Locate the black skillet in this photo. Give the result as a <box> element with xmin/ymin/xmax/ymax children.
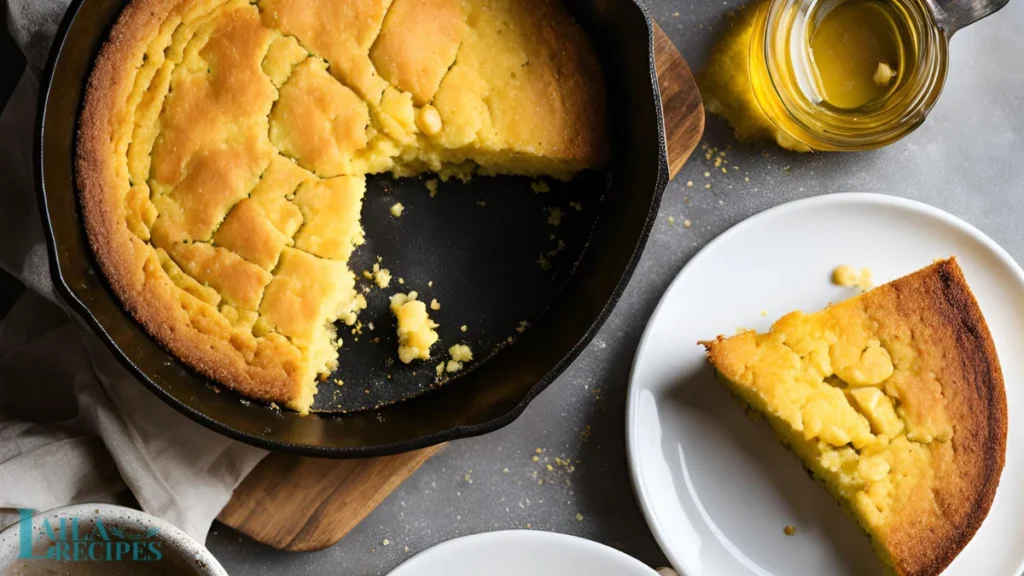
<box><xmin>36</xmin><ymin>0</ymin><xmax>669</xmax><ymax>457</ymax></box>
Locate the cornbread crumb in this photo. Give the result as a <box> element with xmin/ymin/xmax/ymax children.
<box><xmin>398</xmin><ymin>278</ymin><xmax>405</xmax><ymax>285</ymax></box>
<box><xmin>430</xmin><ymin>299</ymin><xmax>441</xmax><ymax>311</ymax></box>
<box><xmin>784</xmin><ymin>525</ymin><xmax>797</xmax><ymax>536</ymax></box>
<box><xmin>371</xmin><ymin>262</ymin><xmax>392</xmax><ymax>288</ymax></box>
<box><xmin>531</xmin><ymin>180</ymin><xmax>550</xmax><ymax>194</ymax></box>
<box><xmin>569</xmin><ymin>200</ymin><xmax>582</xmax><ymax>211</ymax></box>
<box><xmin>382</xmin><ymin>539</ymin><xmax>390</xmax><ymax>546</ymax></box>
<box><xmin>450</xmin><ymin>344</ymin><xmax>473</xmax><ymax>362</ymax></box>
<box><xmin>390</xmin><ymin>203</ymin><xmax>405</xmax><ymax>217</ymax></box>
<box><xmin>548</xmin><ymin>207</ymin><xmax>563</xmax><ymax>226</ymax></box>
<box><xmin>832</xmin><ymin>265</ymin><xmax>873</xmax><ymax>290</ymax></box>
<box><xmin>460</xmin><ymin>325</ymin><xmax>467</xmax><ymax>332</ymax></box>
<box><xmin>683</xmin><ymin>219</ymin><xmax>692</xmax><ymax>228</ymax></box>
<box><xmin>668</xmin><ymin>216</ymin><xmax>676</xmax><ymax>225</ymax></box>
<box><xmin>537</xmin><ymin>255</ymin><xmax>551</xmax><ymax>270</ymax></box>
<box><xmin>425</xmin><ymin>178</ymin><xmax>439</xmax><ymax>198</ymax></box>
<box><xmin>335</xmin><ymin>379</ymin><xmax>344</xmax><ymax>386</ymax></box>
<box><xmin>576</xmin><ymin>513</ymin><xmax>584</xmax><ymax>521</ymax></box>
<box><xmin>436</xmin><ymin>362</ymin><xmax>444</xmax><ymax>377</ymax></box>
<box><xmin>686</xmin><ymin>180</ymin><xmax>693</xmax><ymax>187</ymax></box>
<box><xmin>390</xmin><ymin>292</ymin><xmax>439</xmax><ymax>363</ymax></box>
<box><xmin>873</xmin><ymin>62</ymin><xmax>895</xmax><ymax>85</ymax></box>
<box><xmin>445</xmin><ymin>343</ymin><xmax>473</xmax><ymax>373</ymax></box>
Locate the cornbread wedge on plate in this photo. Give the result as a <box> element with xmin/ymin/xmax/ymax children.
<box><xmin>701</xmin><ymin>258</ymin><xmax>1007</xmax><ymax>576</ymax></box>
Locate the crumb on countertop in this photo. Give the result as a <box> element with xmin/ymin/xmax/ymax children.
<box><xmin>390</xmin><ymin>202</ymin><xmax>404</xmax><ymax>217</ymax></box>
<box><xmin>425</xmin><ymin>178</ymin><xmax>439</xmax><ymax>197</ymax></box>
<box><xmin>531</xmin><ymin>179</ymin><xmax>550</xmax><ymax>194</ymax></box>
<box><xmin>784</xmin><ymin>525</ymin><xmax>797</xmax><ymax>536</ymax></box>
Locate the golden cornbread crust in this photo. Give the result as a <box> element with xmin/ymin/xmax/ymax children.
<box><xmin>78</xmin><ymin>0</ymin><xmax>307</xmax><ymax>408</ymax></box>
<box><xmin>78</xmin><ymin>0</ymin><xmax>608</xmax><ymax>413</ymax></box>
<box><xmin>702</xmin><ymin>259</ymin><xmax>1006</xmax><ymax>576</ymax></box>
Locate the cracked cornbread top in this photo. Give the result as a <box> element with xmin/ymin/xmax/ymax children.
<box><xmin>702</xmin><ymin>259</ymin><xmax>1006</xmax><ymax>576</ymax></box>
<box><xmin>77</xmin><ymin>0</ymin><xmax>608</xmax><ymax>413</ymax></box>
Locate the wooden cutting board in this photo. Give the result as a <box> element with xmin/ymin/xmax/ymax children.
<box><xmin>216</xmin><ymin>21</ymin><xmax>704</xmax><ymax>552</ymax></box>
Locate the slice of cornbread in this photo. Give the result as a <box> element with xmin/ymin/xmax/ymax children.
<box><xmin>78</xmin><ymin>0</ymin><xmax>607</xmax><ymax>413</ymax></box>
<box><xmin>701</xmin><ymin>259</ymin><xmax>1006</xmax><ymax>576</ymax></box>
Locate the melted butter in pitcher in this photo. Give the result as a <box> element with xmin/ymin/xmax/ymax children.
<box><xmin>806</xmin><ymin>0</ymin><xmax>909</xmax><ymax>109</ymax></box>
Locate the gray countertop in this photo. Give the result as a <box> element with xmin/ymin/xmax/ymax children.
<box><xmin>206</xmin><ymin>0</ymin><xmax>1024</xmax><ymax>573</ymax></box>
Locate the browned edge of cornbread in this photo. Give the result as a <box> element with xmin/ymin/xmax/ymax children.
<box><xmin>77</xmin><ymin>0</ymin><xmax>306</xmax><ymax>408</ymax></box>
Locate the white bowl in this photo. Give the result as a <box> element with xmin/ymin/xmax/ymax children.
<box><xmin>0</xmin><ymin>504</ymin><xmax>227</xmax><ymax>575</ymax></box>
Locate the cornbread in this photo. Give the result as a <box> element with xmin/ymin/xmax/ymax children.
<box><xmin>78</xmin><ymin>0</ymin><xmax>607</xmax><ymax>412</ymax></box>
<box><xmin>390</xmin><ymin>292</ymin><xmax>440</xmax><ymax>364</ymax></box>
<box><xmin>701</xmin><ymin>259</ymin><xmax>1007</xmax><ymax>576</ymax></box>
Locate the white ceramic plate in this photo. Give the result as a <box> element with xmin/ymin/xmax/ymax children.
<box><xmin>387</xmin><ymin>530</ymin><xmax>659</xmax><ymax>576</ymax></box>
<box><xmin>626</xmin><ymin>193</ymin><xmax>1024</xmax><ymax>576</ymax></box>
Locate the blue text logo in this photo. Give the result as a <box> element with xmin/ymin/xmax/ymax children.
<box><xmin>17</xmin><ymin>509</ymin><xmax>163</xmax><ymax>562</ymax></box>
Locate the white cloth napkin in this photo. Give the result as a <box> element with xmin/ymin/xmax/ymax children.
<box><xmin>0</xmin><ymin>0</ymin><xmax>268</xmax><ymax>543</ymax></box>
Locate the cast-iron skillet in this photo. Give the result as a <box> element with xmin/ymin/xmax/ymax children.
<box><xmin>36</xmin><ymin>0</ymin><xmax>669</xmax><ymax>457</ymax></box>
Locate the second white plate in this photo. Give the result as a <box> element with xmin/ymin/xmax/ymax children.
<box><xmin>626</xmin><ymin>193</ymin><xmax>1024</xmax><ymax>576</ymax></box>
<box><xmin>387</xmin><ymin>530</ymin><xmax>658</xmax><ymax>576</ymax></box>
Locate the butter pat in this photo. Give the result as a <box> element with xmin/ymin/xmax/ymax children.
<box><xmin>873</xmin><ymin>62</ymin><xmax>895</xmax><ymax>85</ymax></box>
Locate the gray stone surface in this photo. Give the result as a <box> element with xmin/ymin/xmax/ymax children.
<box><xmin>205</xmin><ymin>0</ymin><xmax>1024</xmax><ymax>573</ymax></box>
